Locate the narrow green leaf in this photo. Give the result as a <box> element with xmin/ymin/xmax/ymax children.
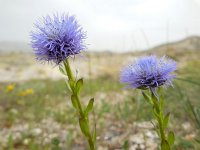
<box><xmin>7</xmin><ymin>135</ymin><xmax>13</xmax><ymax>150</ymax></box>
<box><xmin>59</xmin><ymin>65</ymin><xmax>66</xmax><ymax>75</ymax></box>
<box><xmin>151</xmin><ymin>121</ymin><xmax>160</xmax><ymax>137</ymax></box>
<box><xmin>142</xmin><ymin>92</ymin><xmax>153</xmax><ymax>105</ymax></box>
<box><xmin>93</xmin><ymin>124</ymin><xmax>97</xmax><ymax>145</ymax></box>
<box><xmin>161</xmin><ymin>140</ymin><xmax>170</xmax><ymax>150</ymax></box>
<box><xmin>71</xmin><ymin>95</ymin><xmax>78</xmax><ymax>110</ymax></box>
<box><xmin>75</xmin><ymin>78</ymin><xmax>83</xmax><ymax>94</ymax></box>
<box><xmin>69</xmin><ymin>79</ymin><xmax>75</xmax><ymax>91</ymax></box>
<box><xmin>84</xmin><ymin>98</ymin><xmax>94</xmax><ymax>115</ymax></box>
<box><xmin>153</xmin><ymin>107</ymin><xmax>159</xmax><ymax>119</ymax></box>
<box><xmin>151</xmin><ymin>93</ymin><xmax>160</xmax><ymax>114</ymax></box>
<box><xmin>79</xmin><ymin>118</ymin><xmax>89</xmax><ymax>137</ymax></box>
<box><xmin>163</xmin><ymin>113</ymin><xmax>170</xmax><ymax>129</ymax></box>
<box><xmin>167</xmin><ymin>131</ymin><xmax>175</xmax><ymax>146</ymax></box>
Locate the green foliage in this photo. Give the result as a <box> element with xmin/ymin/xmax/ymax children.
<box><xmin>7</xmin><ymin>135</ymin><xmax>14</xmax><ymax>150</ymax></box>
<box><xmin>71</xmin><ymin>94</ymin><xmax>79</xmax><ymax>110</ymax></box>
<box><xmin>79</xmin><ymin>117</ymin><xmax>90</xmax><ymax>137</ymax></box>
<box><xmin>167</xmin><ymin>131</ymin><xmax>175</xmax><ymax>146</ymax></box>
<box><xmin>63</xmin><ymin>59</ymin><xmax>96</xmax><ymax>150</ymax></box>
<box><xmin>59</xmin><ymin>65</ymin><xmax>67</xmax><ymax>76</ymax></box>
<box><xmin>142</xmin><ymin>92</ymin><xmax>153</xmax><ymax>105</ymax></box>
<box><xmin>163</xmin><ymin>113</ymin><xmax>170</xmax><ymax>129</ymax></box>
<box><xmin>142</xmin><ymin>90</ymin><xmax>175</xmax><ymax>150</ymax></box>
<box><xmin>84</xmin><ymin>98</ymin><xmax>94</xmax><ymax>116</ymax></box>
<box><xmin>75</xmin><ymin>78</ymin><xmax>83</xmax><ymax>94</ymax></box>
<box><xmin>161</xmin><ymin>140</ymin><xmax>170</xmax><ymax>150</ymax></box>
<box><xmin>122</xmin><ymin>140</ymin><xmax>129</xmax><ymax>150</ymax></box>
<box><xmin>51</xmin><ymin>138</ymin><xmax>62</xmax><ymax>150</ymax></box>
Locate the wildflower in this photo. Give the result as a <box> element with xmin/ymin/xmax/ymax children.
<box><xmin>19</xmin><ymin>89</ymin><xmax>34</xmax><ymax>96</ymax></box>
<box><xmin>30</xmin><ymin>13</ymin><xmax>96</xmax><ymax>150</ymax></box>
<box><xmin>120</xmin><ymin>55</ymin><xmax>176</xmax><ymax>90</ymax></box>
<box><xmin>6</xmin><ymin>84</ymin><xmax>15</xmax><ymax>92</ymax></box>
<box><xmin>31</xmin><ymin>13</ymin><xmax>86</xmax><ymax>64</ymax></box>
<box><xmin>120</xmin><ymin>55</ymin><xmax>177</xmax><ymax>149</ymax></box>
<box><xmin>25</xmin><ymin>88</ymin><xmax>34</xmax><ymax>95</ymax></box>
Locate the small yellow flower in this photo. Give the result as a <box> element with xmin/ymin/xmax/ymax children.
<box><xmin>25</xmin><ymin>89</ymin><xmax>34</xmax><ymax>95</ymax></box>
<box><xmin>19</xmin><ymin>88</ymin><xmax>34</xmax><ymax>97</ymax></box>
<box><xmin>6</xmin><ymin>84</ymin><xmax>15</xmax><ymax>92</ymax></box>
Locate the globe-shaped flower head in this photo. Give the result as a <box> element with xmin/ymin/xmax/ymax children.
<box><xmin>31</xmin><ymin>14</ymin><xmax>86</xmax><ymax>64</ymax></box>
<box><xmin>120</xmin><ymin>55</ymin><xmax>176</xmax><ymax>90</ymax></box>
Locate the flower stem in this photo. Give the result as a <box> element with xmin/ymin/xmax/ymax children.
<box><xmin>151</xmin><ymin>94</ymin><xmax>166</xmax><ymax>141</ymax></box>
<box><xmin>63</xmin><ymin>59</ymin><xmax>96</xmax><ymax>150</ymax></box>
<box><xmin>142</xmin><ymin>90</ymin><xmax>174</xmax><ymax>150</ymax></box>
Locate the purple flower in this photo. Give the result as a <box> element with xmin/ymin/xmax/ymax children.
<box><xmin>120</xmin><ymin>55</ymin><xmax>176</xmax><ymax>90</ymax></box>
<box><xmin>31</xmin><ymin>13</ymin><xmax>86</xmax><ymax>64</ymax></box>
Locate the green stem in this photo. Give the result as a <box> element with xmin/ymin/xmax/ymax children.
<box><xmin>63</xmin><ymin>59</ymin><xmax>96</xmax><ymax>150</ymax></box>
<box><xmin>64</xmin><ymin>59</ymin><xmax>74</xmax><ymax>82</ymax></box>
<box><xmin>88</xmin><ymin>135</ymin><xmax>95</xmax><ymax>150</ymax></box>
<box><xmin>158</xmin><ymin>111</ymin><xmax>165</xmax><ymax>141</ymax></box>
<box><xmin>143</xmin><ymin>90</ymin><xmax>174</xmax><ymax>149</ymax></box>
<box><xmin>75</xmin><ymin>94</ymin><xmax>84</xmax><ymax>116</ymax></box>
<box><xmin>151</xmin><ymin>92</ymin><xmax>169</xmax><ymax>150</ymax></box>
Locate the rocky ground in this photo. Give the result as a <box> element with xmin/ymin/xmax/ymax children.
<box><xmin>0</xmin><ymin>118</ymin><xmax>160</xmax><ymax>149</ymax></box>
<box><xmin>0</xmin><ymin>116</ymin><xmax>195</xmax><ymax>150</ymax></box>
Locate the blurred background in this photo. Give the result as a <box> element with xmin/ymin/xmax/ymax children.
<box><xmin>0</xmin><ymin>0</ymin><xmax>200</xmax><ymax>149</ymax></box>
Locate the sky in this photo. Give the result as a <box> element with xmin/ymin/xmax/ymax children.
<box><xmin>1</xmin><ymin>0</ymin><xmax>200</xmax><ymax>51</ymax></box>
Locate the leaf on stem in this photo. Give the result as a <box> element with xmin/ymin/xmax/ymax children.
<box><xmin>151</xmin><ymin>93</ymin><xmax>160</xmax><ymax>114</ymax></box>
<box><xmin>84</xmin><ymin>98</ymin><xmax>94</xmax><ymax>116</ymax></box>
<box><xmin>161</xmin><ymin>140</ymin><xmax>170</xmax><ymax>150</ymax></box>
<box><xmin>75</xmin><ymin>78</ymin><xmax>83</xmax><ymax>94</ymax></box>
<box><xmin>69</xmin><ymin>79</ymin><xmax>75</xmax><ymax>91</ymax></box>
<box><xmin>59</xmin><ymin>65</ymin><xmax>67</xmax><ymax>75</ymax></box>
<box><xmin>79</xmin><ymin>118</ymin><xmax>90</xmax><ymax>137</ymax></box>
<box><xmin>151</xmin><ymin>120</ymin><xmax>161</xmax><ymax>138</ymax></box>
<box><xmin>142</xmin><ymin>92</ymin><xmax>153</xmax><ymax>105</ymax></box>
<box><xmin>153</xmin><ymin>107</ymin><xmax>160</xmax><ymax>119</ymax></box>
<box><xmin>167</xmin><ymin>131</ymin><xmax>175</xmax><ymax>146</ymax></box>
<box><xmin>71</xmin><ymin>95</ymin><xmax>79</xmax><ymax>110</ymax></box>
<box><xmin>163</xmin><ymin>113</ymin><xmax>170</xmax><ymax>129</ymax></box>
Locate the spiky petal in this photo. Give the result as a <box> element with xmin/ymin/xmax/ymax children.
<box><xmin>120</xmin><ymin>55</ymin><xmax>176</xmax><ymax>90</ymax></box>
<box><xmin>31</xmin><ymin>13</ymin><xmax>86</xmax><ymax>64</ymax></box>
